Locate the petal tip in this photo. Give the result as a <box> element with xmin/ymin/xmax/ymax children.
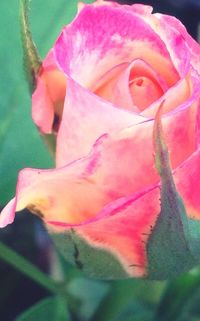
<box><xmin>0</xmin><ymin>198</ymin><xmax>16</xmax><ymax>228</ymax></box>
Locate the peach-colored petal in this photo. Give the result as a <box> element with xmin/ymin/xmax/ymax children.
<box><xmin>93</xmin><ymin>62</ymin><xmax>138</xmax><ymax>111</ymax></box>
<box><xmin>48</xmin><ymin>186</ymin><xmax>160</xmax><ymax>278</ymax></box>
<box><xmin>32</xmin><ymin>50</ymin><xmax>67</xmax><ymax>133</ymax></box>
<box><xmin>141</xmin><ymin>71</ymin><xmax>200</xmax><ymax>119</ymax></box>
<box><xmin>130</xmin><ymin>76</ymin><xmax>163</xmax><ymax>112</ymax></box>
<box><xmin>95</xmin><ymin>59</ymin><xmax>167</xmax><ymax>112</ymax></box>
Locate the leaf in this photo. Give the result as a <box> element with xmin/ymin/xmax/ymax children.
<box><xmin>67</xmin><ymin>277</ymin><xmax>110</xmax><ymax>320</ymax></box>
<box><xmin>15</xmin><ymin>296</ymin><xmax>70</xmax><ymax>321</ymax></box>
<box><xmin>155</xmin><ymin>268</ymin><xmax>200</xmax><ymax>321</ymax></box>
<box><xmin>90</xmin><ymin>279</ymin><xmax>165</xmax><ymax>321</ymax></box>
<box><xmin>147</xmin><ymin>104</ymin><xmax>197</xmax><ymax>279</ymax></box>
<box><xmin>116</xmin><ymin>301</ymin><xmax>154</xmax><ymax>321</ymax></box>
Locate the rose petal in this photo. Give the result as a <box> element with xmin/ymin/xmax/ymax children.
<box><xmin>56</xmin><ymin>78</ymin><xmax>144</xmax><ymax>166</ymax></box>
<box><xmin>95</xmin><ymin>59</ymin><xmax>167</xmax><ymax>112</ymax></box>
<box><xmin>32</xmin><ymin>50</ymin><xmax>67</xmax><ymax>133</ymax></box>
<box><xmin>141</xmin><ymin>75</ymin><xmax>191</xmax><ymax>117</ymax></box>
<box><xmin>48</xmin><ymin>186</ymin><xmax>160</xmax><ymax>278</ymax></box>
<box><xmin>54</xmin><ymin>4</ymin><xmax>178</xmax><ymax>88</ymax></box>
<box><xmin>175</xmin><ymin>149</ymin><xmax>200</xmax><ymax>220</ymax></box>
<box><xmin>139</xmin><ymin>11</ymin><xmax>192</xmax><ymax>77</ymax></box>
<box><xmin>155</xmin><ymin>14</ymin><xmax>200</xmax><ymax>74</ymax></box>
<box><xmin>0</xmin><ymin>198</ymin><xmax>16</xmax><ymax>228</ymax></box>
<box><xmin>56</xmin><ymin>74</ymin><xmax>197</xmax><ymax>169</ymax></box>
<box><xmin>141</xmin><ymin>71</ymin><xmax>200</xmax><ymax>118</ymax></box>
<box><xmin>1</xmin><ymin>99</ymin><xmax>197</xmax><ymax>228</ymax></box>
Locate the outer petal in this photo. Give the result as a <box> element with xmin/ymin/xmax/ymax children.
<box><xmin>32</xmin><ymin>50</ymin><xmax>67</xmax><ymax>133</ymax></box>
<box><xmin>50</xmin><ymin>146</ymin><xmax>200</xmax><ymax>278</ymax></box>
<box><xmin>174</xmin><ymin>149</ymin><xmax>200</xmax><ymax>220</ymax></box>
<box><xmin>154</xmin><ymin>14</ymin><xmax>200</xmax><ymax>74</ymax></box>
<box><xmin>49</xmin><ymin>187</ymin><xmax>160</xmax><ymax>278</ymax></box>
<box><xmin>1</xmin><ymin>136</ymin><xmax>200</xmax><ymax>277</ymax></box>
<box><xmin>1</xmin><ymin>100</ymin><xmax>197</xmax><ymax>226</ymax></box>
<box><xmin>54</xmin><ymin>4</ymin><xmax>178</xmax><ymax>88</ymax></box>
<box><xmin>0</xmin><ymin>198</ymin><xmax>16</xmax><ymax>228</ymax></box>
<box><xmin>147</xmin><ymin>14</ymin><xmax>191</xmax><ymax>77</ymax></box>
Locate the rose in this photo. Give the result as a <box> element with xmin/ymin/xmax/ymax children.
<box><xmin>1</xmin><ymin>0</ymin><xmax>200</xmax><ymax>279</ymax></box>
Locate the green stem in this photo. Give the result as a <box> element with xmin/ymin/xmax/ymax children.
<box><xmin>0</xmin><ymin>241</ymin><xmax>60</xmax><ymax>294</ymax></box>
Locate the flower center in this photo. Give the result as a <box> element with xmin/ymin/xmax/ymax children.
<box><xmin>129</xmin><ymin>75</ymin><xmax>164</xmax><ymax>111</ymax></box>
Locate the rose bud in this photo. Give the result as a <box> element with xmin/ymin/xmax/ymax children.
<box><xmin>1</xmin><ymin>0</ymin><xmax>200</xmax><ymax>279</ymax></box>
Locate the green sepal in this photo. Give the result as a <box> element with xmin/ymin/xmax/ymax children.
<box><xmin>51</xmin><ymin>229</ymin><xmax>129</xmax><ymax>280</ymax></box>
<box><xmin>20</xmin><ymin>0</ymin><xmax>41</xmax><ymax>93</ymax></box>
<box><xmin>147</xmin><ymin>104</ymin><xmax>198</xmax><ymax>279</ymax></box>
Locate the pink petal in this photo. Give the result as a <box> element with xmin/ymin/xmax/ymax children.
<box><xmin>54</xmin><ymin>4</ymin><xmax>178</xmax><ymax>89</ymax></box>
<box><xmin>126</xmin><ymin>3</ymin><xmax>153</xmax><ymax>16</ymax></box>
<box><xmin>56</xmin><ymin>78</ymin><xmax>144</xmax><ymax>166</ymax></box>
<box><xmin>175</xmin><ymin>149</ymin><xmax>200</xmax><ymax>220</ymax></box>
<box><xmin>0</xmin><ymin>198</ymin><xmax>16</xmax><ymax>228</ymax></box>
<box><xmin>151</xmin><ymin>14</ymin><xmax>191</xmax><ymax>77</ymax></box>
<box><xmin>56</xmin><ymin>74</ymin><xmax>197</xmax><ymax>171</ymax></box>
<box><xmin>1</xmin><ymin>101</ymin><xmax>197</xmax><ymax>226</ymax></box>
<box><xmin>155</xmin><ymin>14</ymin><xmax>200</xmax><ymax>74</ymax></box>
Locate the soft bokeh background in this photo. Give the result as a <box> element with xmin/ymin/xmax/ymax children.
<box><xmin>0</xmin><ymin>1</ymin><xmax>200</xmax><ymax>320</ymax></box>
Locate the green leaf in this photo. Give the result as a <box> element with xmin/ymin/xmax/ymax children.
<box><xmin>147</xmin><ymin>105</ymin><xmax>197</xmax><ymax>279</ymax></box>
<box><xmin>116</xmin><ymin>301</ymin><xmax>154</xmax><ymax>321</ymax></box>
<box><xmin>91</xmin><ymin>279</ymin><xmax>165</xmax><ymax>321</ymax></box>
<box><xmin>15</xmin><ymin>296</ymin><xmax>70</xmax><ymax>321</ymax></box>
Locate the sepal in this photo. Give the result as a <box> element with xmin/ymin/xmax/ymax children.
<box><xmin>147</xmin><ymin>103</ymin><xmax>198</xmax><ymax>279</ymax></box>
<box><xmin>20</xmin><ymin>0</ymin><xmax>41</xmax><ymax>93</ymax></box>
<box><xmin>51</xmin><ymin>229</ymin><xmax>129</xmax><ymax>280</ymax></box>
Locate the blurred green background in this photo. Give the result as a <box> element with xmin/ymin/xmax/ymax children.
<box><xmin>0</xmin><ymin>0</ymin><xmax>200</xmax><ymax>320</ymax></box>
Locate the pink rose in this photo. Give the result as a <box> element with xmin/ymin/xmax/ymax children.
<box><xmin>1</xmin><ymin>0</ymin><xmax>200</xmax><ymax>279</ymax></box>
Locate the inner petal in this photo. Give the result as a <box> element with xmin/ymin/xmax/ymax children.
<box><xmin>129</xmin><ymin>76</ymin><xmax>163</xmax><ymax>111</ymax></box>
<box><xmin>94</xmin><ymin>59</ymin><xmax>167</xmax><ymax>112</ymax></box>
